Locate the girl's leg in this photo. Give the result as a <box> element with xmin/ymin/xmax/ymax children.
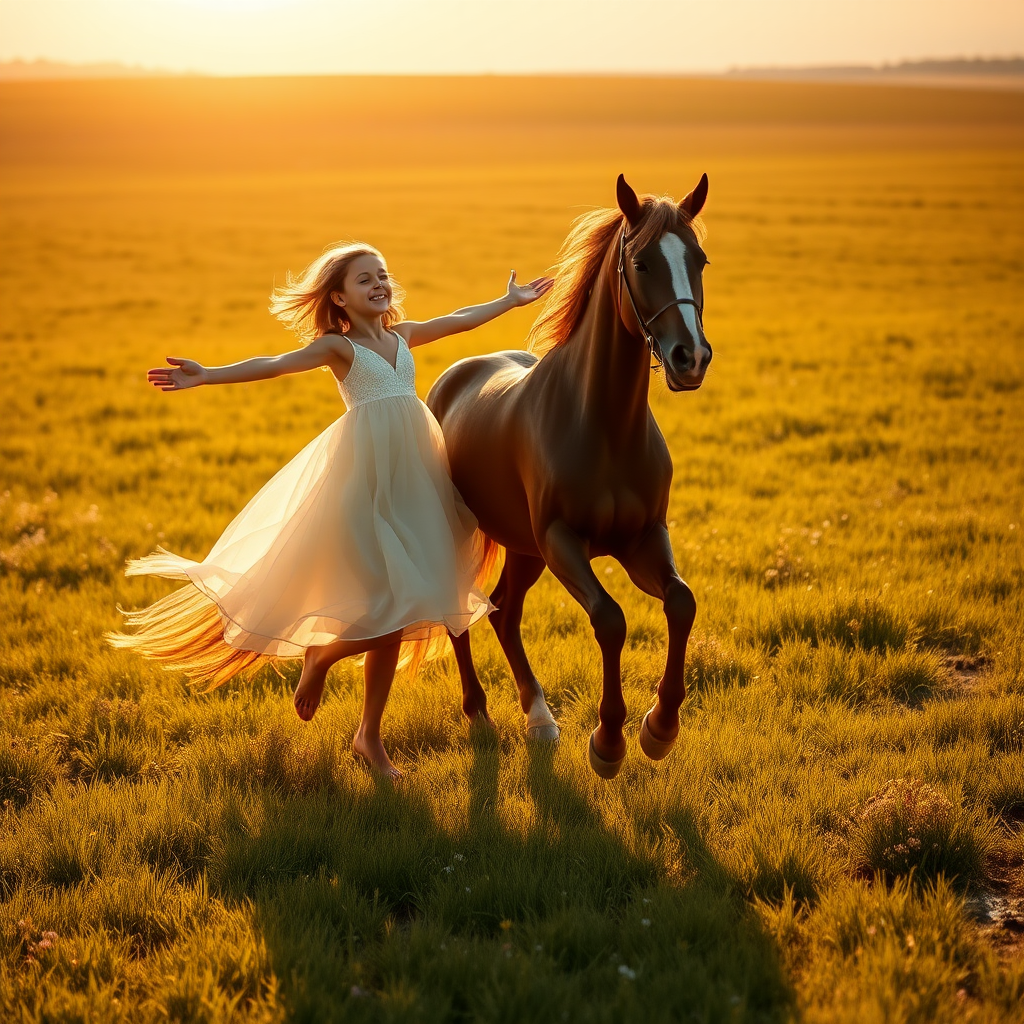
<box><xmin>293</xmin><ymin>629</ymin><xmax>402</xmax><ymax>720</ymax></box>
<box><xmin>353</xmin><ymin>641</ymin><xmax>403</xmax><ymax>778</ymax></box>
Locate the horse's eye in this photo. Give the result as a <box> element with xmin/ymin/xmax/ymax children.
<box><xmin>632</xmin><ymin>261</ymin><xmax>648</xmax><ymax>273</ymax></box>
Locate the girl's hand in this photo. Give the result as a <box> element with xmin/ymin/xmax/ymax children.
<box><xmin>147</xmin><ymin>357</ymin><xmax>208</xmax><ymax>391</ymax></box>
<box><xmin>506</xmin><ymin>270</ymin><xmax>554</xmax><ymax>307</ymax></box>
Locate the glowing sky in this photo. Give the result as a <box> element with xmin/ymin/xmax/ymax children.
<box><xmin>0</xmin><ymin>0</ymin><xmax>1021</xmax><ymax>75</ymax></box>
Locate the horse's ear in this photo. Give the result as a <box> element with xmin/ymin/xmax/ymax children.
<box><xmin>680</xmin><ymin>173</ymin><xmax>709</xmax><ymax>218</ymax></box>
<box><xmin>616</xmin><ymin>174</ymin><xmax>642</xmax><ymax>227</ymax></box>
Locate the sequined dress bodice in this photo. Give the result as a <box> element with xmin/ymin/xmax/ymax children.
<box><xmin>337</xmin><ymin>332</ymin><xmax>418</xmax><ymax>409</ymax></box>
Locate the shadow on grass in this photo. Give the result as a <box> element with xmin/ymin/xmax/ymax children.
<box><xmin>209</xmin><ymin>737</ymin><xmax>793</xmax><ymax>1023</ymax></box>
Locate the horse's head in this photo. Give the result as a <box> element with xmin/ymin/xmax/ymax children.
<box><xmin>615</xmin><ymin>174</ymin><xmax>712</xmax><ymax>392</ymax></box>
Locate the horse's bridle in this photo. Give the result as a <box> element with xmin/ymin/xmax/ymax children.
<box><xmin>617</xmin><ymin>228</ymin><xmax>705</xmax><ymax>366</ymax></box>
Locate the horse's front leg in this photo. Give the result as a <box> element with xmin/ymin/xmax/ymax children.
<box><xmin>540</xmin><ymin>520</ymin><xmax>628</xmax><ymax>779</ymax></box>
<box><xmin>619</xmin><ymin>523</ymin><xmax>696</xmax><ymax>761</ymax></box>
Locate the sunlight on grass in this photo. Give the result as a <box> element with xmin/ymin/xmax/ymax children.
<box><xmin>0</xmin><ymin>74</ymin><xmax>1022</xmax><ymax>1022</ymax></box>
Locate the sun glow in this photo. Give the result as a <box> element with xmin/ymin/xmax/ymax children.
<box><xmin>1</xmin><ymin>1</ymin><xmax>1021</xmax><ymax>77</ymax></box>
<box><xmin>176</xmin><ymin>0</ymin><xmax>295</xmax><ymax>10</ymax></box>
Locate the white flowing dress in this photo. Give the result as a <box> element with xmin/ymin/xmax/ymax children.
<box><xmin>112</xmin><ymin>332</ymin><xmax>493</xmax><ymax>683</ymax></box>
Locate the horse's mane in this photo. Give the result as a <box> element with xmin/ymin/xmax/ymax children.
<box><xmin>527</xmin><ymin>195</ymin><xmax>706</xmax><ymax>357</ymax></box>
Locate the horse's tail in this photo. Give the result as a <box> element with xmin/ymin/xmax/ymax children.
<box><xmin>474</xmin><ymin>533</ymin><xmax>504</xmax><ymax>595</ymax></box>
<box><xmin>107</xmin><ymin>577</ymin><xmax>441</xmax><ymax>689</ymax></box>
<box><xmin>105</xmin><ymin>580</ymin><xmax>269</xmax><ymax>692</ymax></box>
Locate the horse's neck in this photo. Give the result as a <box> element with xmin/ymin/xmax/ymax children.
<box><xmin>563</xmin><ymin>247</ymin><xmax>652</xmax><ymax>439</ymax></box>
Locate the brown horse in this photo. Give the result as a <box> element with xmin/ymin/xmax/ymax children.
<box><xmin>426</xmin><ymin>174</ymin><xmax>712</xmax><ymax>779</ymax></box>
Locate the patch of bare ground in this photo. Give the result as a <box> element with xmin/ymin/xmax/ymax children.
<box><xmin>971</xmin><ymin>893</ymin><xmax>1024</xmax><ymax>962</ymax></box>
<box><xmin>943</xmin><ymin>653</ymin><xmax>994</xmax><ymax>694</ymax></box>
<box><xmin>973</xmin><ymin>849</ymin><xmax>1024</xmax><ymax>963</ymax></box>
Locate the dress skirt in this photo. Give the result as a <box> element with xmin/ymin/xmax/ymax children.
<box><xmin>108</xmin><ymin>394</ymin><xmax>495</xmax><ymax>687</ymax></box>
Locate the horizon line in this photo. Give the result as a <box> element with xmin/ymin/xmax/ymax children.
<box><xmin>1</xmin><ymin>54</ymin><xmax>1023</xmax><ymax>81</ymax></box>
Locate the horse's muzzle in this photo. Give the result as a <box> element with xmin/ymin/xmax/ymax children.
<box><xmin>665</xmin><ymin>344</ymin><xmax>711</xmax><ymax>392</ymax></box>
<box><xmin>665</xmin><ymin>371</ymin><xmax>706</xmax><ymax>392</ymax></box>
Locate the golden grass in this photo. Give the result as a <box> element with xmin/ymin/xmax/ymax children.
<box><xmin>1</xmin><ymin>76</ymin><xmax>1022</xmax><ymax>1022</ymax></box>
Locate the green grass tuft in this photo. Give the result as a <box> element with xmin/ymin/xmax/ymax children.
<box><xmin>849</xmin><ymin>778</ymin><xmax>996</xmax><ymax>886</ymax></box>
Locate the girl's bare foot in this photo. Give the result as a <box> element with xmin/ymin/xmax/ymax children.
<box><xmin>353</xmin><ymin>729</ymin><xmax>402</xmax><ymax>779</ymax></box>
<box><xmin>294</xmin><ymin>648</ymin><xmax>330</xmax><ymax>721</ymax></box>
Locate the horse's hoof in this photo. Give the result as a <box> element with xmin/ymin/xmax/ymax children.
<box><xmin>588</xmin><ymin>731</ymin><xmax>625</xmax><ymax>779</ymax></box>
<box><xmin>639</xmin><ymin>709</ymin><xmax>677</xmax><ymax>761</ymax></box>
<box><xmin>468</xmin><ymin>712</ymin><xmax>497</xmax><ymax>736</ymax></box>
<box><xmin>527</xmin><ymin>723</ymin><xmax>560</xmax><ymax>742</ymax></box>
<box><xmin>525</xmin><ymin>695</ymin><xmax>560</xmax><ymax>743</ymax></box>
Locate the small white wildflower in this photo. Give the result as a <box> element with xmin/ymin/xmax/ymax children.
<box><xmin>641</xmin><ymin>918</ymin><xmax>650</xmax><ymax>927</ymax></box>
<box><xmin>618</xmin><ymin>965</ymin><xmax>636</xmax><ymax>980</ymax></box>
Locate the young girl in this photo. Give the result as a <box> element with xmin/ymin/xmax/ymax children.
<box><xmin>108</xmin><ymin>242</ymin><xmax>553</xmax><ymax>778</ymax></box>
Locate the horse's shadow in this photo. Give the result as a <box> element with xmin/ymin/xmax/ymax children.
<box><xmin>212</xmin><ymin>733</ymin><xmax>793</xmax><ymax>1023</ymax></box>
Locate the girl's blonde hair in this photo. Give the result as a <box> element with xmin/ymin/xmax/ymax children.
<box><xmin>269</xmin><ymin>241</ymin><xmax>407</xmax><ymax>342</ymax></box>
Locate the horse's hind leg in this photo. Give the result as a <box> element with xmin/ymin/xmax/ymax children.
<box><xmin>488</xmin><ymin>552</ymin><xmax>559</xmax><ymax>741</ymax></box>
<box><xmin>448</xmin><ymin>629</ymin><xmax>493</xmax><ymax>727</ymax></box>
<box><xmin>539</xmin><ymin>521</ymin><xmax>628</xmax><ymax>778</ymax></box>
<box><xmin>620</xmin><ymin>523</ymin><xmax>696</xmax><ymax>761</ymax></box>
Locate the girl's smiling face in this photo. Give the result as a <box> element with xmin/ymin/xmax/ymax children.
<box><xmin>332</xmin><ymin>253</ymin><xmax>392</xmax><ymax>319</ymax></box>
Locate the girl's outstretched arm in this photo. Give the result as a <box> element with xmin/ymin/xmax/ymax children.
<box><xmin>147</xmin><ymin>335</ymin><xmax>347</xmax><ymax>391</ymax></box>
<box><xmin>398</xmin><ymin>271</ymin><xmax>553</xmax><ymax>348</ymax></box>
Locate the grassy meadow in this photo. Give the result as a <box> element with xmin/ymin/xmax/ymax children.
<box><xmin>1</xmin><ymin>75</ymin><xmax>1023</xmax><ymax>1022</ymax></box>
